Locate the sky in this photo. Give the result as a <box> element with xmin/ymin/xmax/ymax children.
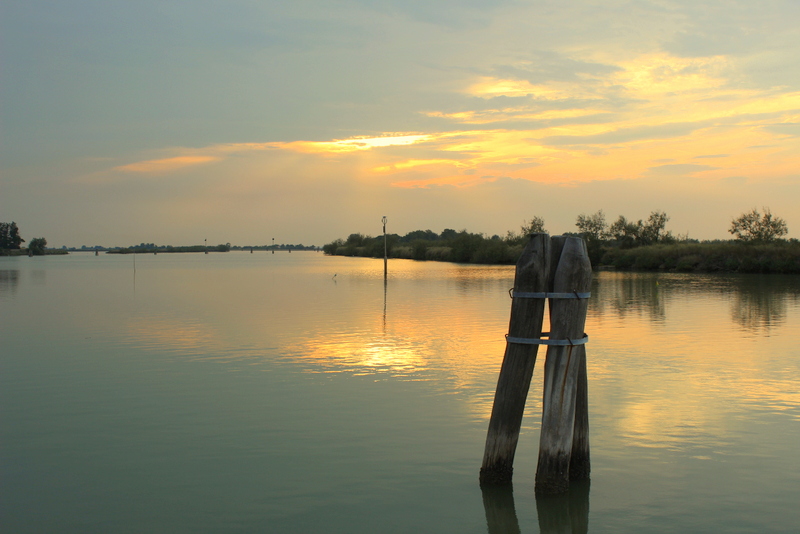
<box><xmin>2</xmin><ymin>0</ymin><xmax>799</xmax><ymax>248</ymax></box>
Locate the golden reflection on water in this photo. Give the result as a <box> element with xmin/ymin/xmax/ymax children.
<box><xmin>586</xmin><ymin>272</ymin><xmax>800</xmax><ymax>452</ymax></box>
<box><xmin>100</xmin><ymin>260</ymin><xmax>800</xmax><ymax>432</ymax></box>
<box><xmin>125</xmin><ymin>315</ymin><xmax>220</xmax><ymax>356</ymax></box>
<box><xmin>296</xmin><ymin>334</ymin><xmax>430</xmax><ymax>376</ymax></box>
<box><xmin>26</xmin><ymin>255</ymin><xmax>798</xmax><ymax>434</ymax></box>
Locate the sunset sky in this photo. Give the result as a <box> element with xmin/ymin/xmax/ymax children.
<box><xmin>2</xmin><ymin>0</ymin><xmax>799</xmax><ymax>247</ymax></box>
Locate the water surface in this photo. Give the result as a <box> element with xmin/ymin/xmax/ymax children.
<box><xmin>2</xmin><ymin>252</ymin><xmax>799</xmax><ymax>533</ymax></box>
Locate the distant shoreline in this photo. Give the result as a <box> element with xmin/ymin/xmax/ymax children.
<box><xmin>325</xmin><ymin>241</ymin><xmax>800</xmax><ymax>275</ymax></box>
<box><xmin>0</xmin><ymin>249</ymin><xmax>68</xmax><ymax>257</ymax></box>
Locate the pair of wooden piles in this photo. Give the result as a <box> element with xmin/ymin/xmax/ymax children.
<box><xmin>480</xmin><ymin>233</ymin><xmax>592</xmax><ymax>495</ymax></box>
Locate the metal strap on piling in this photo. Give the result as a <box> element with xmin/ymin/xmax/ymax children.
<box><xmin>506</xmin><ymin>333</ymin><xmax>589</xmax><ymax>346</ymax></box>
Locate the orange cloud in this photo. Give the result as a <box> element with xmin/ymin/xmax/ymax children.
<box><xmin>423</xmin><ymin>108</ymin><xmax>611</xmax><ymax>125</ymax></box>
<box><xmin>372</xmin><ymin>159</ymin><xmax>464</xmax><ymax>173</ymax></box>
<box><xmin>113</xmin><ymin>155</ymin><xmax>221</xmax><ymax>174</ymax></box>
<box><xmin>100</xmin><ymin>50</ymin><xmax>800</xmax><ymax>192</ymax></box>
<box><xmin>392</xmin><ymin>174</ymin><xmax>498</xmax><ymax>189</ymax></box>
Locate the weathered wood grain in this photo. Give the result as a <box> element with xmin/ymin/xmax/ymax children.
<box><xmin>535</xmin><ymin>237</ymin><xmax>592</xmax><ymax>494</ymax></box>
<box><xmin>480</xmin><ymin>233</ymin><xmax>550</xmax><ymax>485</ymax></box>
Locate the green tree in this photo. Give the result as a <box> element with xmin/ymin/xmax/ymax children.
<box><xmin>505</xmin><ymin>216</ymin><xmax>547</xmax><ymax>245</ymax></box>
<box><xmin>346</xmin><ymin>233</ymin><xmax>368</xmax><ymax>246</ymax></box>
<box><xmin>28</xmin><ymin>237</ymin><xmax>47</xmax><ymax>256</ymax></box>
<box><xmin>401</xmin><ymin>229</ymin><xmax>439</xmax><ymax>242</ymax></box>
<box><xmin>322</xmin><ymin>239</ymin><xmax>344</xmax><ymax>255</ymax></box>
<box><xmin>440</xmin><ymin>228</ymin><xmax>458</xmax><ymax>241</ymax></box>
<box><xmin>575</xmin><ymin>210</ymin><xmax>609</xmax><ymax>241</ymax></box>
<box><xmin>610</xmin><ymin>211</ymin><xmax>672</xmax><ymax>247</ymax></box>
<box><xmin>729</xmin><ymin>208</ymin><xmax>788</xmax><ymax>242</ymax></box>
<box><xmin>521</xmin><ymin>216</ymin><xmax>546</xmax><ymax>235</ymax></box>
<box><xmin>0</xmin><ymin>221</ymin><xmax>25</xmax><ymax>249</ymax></box>
<box><xmin>609</xmin><ymin>215</ymin><xmax>642</xmax><ymax>248</ymax></box>
<box><xmin>450</xmin><ymin>231</ymin><xmax>484</xmax><ymax>263</ymax></box>
<box><xmin>576</xmin><ymin>210</ymin><xmax>610</xmax><ymax>266</ymax></box>
<box><xmin>640</xmin><ymin>211</ymin><xmax>673</xmax><ymax>245</ymax></box>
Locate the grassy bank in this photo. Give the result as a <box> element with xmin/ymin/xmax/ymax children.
<box><xmin>599</xmin><ymin>241</ymin><xmax>800</xmax><ymax>273</ymax></box>
<box><xmin>323</xmin><ymin>231</ymin><xmax>800</xmax><ymax>274</ymax></box>
<box><xmin>323</xmin><ymin>230</ymin><xmax>524</xmax><ymax>265</ymax></box>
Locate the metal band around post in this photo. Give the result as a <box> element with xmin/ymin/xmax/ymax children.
<box><xmin>506</xmin><ymin>333</ymin><xmax>589</xmax><ymax>346</ymax></box>
<box><xmin>509</xmin><ymin>290</ymin><xmax>591</xmax><ymax>299</ymax></box>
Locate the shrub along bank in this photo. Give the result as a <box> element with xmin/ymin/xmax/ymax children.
<box><xmin>323</xmin><ymin>231</ymin><xmax>800</xmax><ymax>273</ymax></box>
<box><xmin>322</xmin><ymin>229</ymin><xmax>524</xmax><ymax>265</ymax></box>
<box><xmin>599</xmin><ymin>241</ymin><xmax>800</xmax><ymax>274</ymax></box>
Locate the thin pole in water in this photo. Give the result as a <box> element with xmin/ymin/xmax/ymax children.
<box><xmin>382</xmin><ymin>216</ymin><xmax>387</xmax><ymax>280</ymax></box>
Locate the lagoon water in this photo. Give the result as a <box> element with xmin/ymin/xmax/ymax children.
<box><xmin>2</xmin><ymin>251</ymin><xmax>799</xmax><ymax>533</ymax></box>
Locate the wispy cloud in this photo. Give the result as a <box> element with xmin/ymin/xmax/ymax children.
<box><xmin>99</xmin><ymin>134</ymin><xmax>435</xmax><ymax>181</ymax></box>
<box><xmin>113</xmin><ymin>155</ymin><xmax>221</xmax><ymax>174</ymax></box>
<box><xmin>646</xmin><ymin>163</ymin><xmax>718</xmax><ymax>176</ymax></box>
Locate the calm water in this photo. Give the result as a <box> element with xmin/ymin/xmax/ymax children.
<box><xmin>2</xmin><ymin>252</ymin><xmax>799</xmax><ymax>533</ymax></box>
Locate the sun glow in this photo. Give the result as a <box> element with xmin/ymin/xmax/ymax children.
<box><xmin>372</xmin><ymin>159</ymin><xmax>464</xmax><ymax>173</ymax></box>
<box><xmin>100</xmin><ymin>53</ymin><xmax>800</xmax><ymax>193</ymax></box>
<box><xmin>611</xmin><ymin>53</ymin><xmax>730</xmax><ymax>96</ymax></box>
<box><xmin>273</xmin><ymin>134</ymin><xmax>432</xmax><ymax>154</ymax></box>
<box><xmin>466</xmin><ymin>77</ymin><xmax>577</xmax><ymax>100</ymax></box>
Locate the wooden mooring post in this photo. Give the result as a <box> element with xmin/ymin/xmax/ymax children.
<box><xmin>535</xmin><ymin>236</ymin><xmax>592</xmax><ymax>494</ymax></box>
<box><xmin>480</xmin><ymin>233</ymin><xmax>550</xmax><ymax>485</ymax></box>
<box><xmin>480</xmin><ymin>234</ymin><xmax>592</xmax><ymax>494</ymax></box>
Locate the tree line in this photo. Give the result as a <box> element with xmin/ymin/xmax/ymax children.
<box><xmin>0</xmin><ymin>222</ymin><xmax>48</xmax><ymax>256</ymax></box>
<box><xmin>322</xmin><ymin>208</ymin><xmax>797</xmax><ymax>273</ymax></box>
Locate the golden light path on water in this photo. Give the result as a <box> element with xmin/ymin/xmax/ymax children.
<box><xmin>106</xmin><ymin>254</ymin><xmax>800</xmax><ymax>451</ymax></box>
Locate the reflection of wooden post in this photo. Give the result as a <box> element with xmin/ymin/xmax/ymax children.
<box><xmin>480</xmin><ymin>233</ymin><xmax>550</xmax><ymax>485</ymax></box>
<box><xmin>481</xmin><ymin>484</ymin><xmax>521</xmax><ymax>534</ymax></box>
<box><xmin>536</xmin><ymin>237</ymin><xmax>592</xmax><ymax>495</ymax></box>
<box><xmin>536</xmin><ymin>479</ymin><xmax>590</xmax><ymax>534</ymax></box>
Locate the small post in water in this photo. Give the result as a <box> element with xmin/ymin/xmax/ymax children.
<box><xmin>382</xmin><ymin>216</ymin><xmax>388</xmax><ymax>280</ymax></box>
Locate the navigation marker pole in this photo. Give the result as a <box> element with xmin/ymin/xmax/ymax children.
<box><xmin>382</xmin><ymin>216</ymin><xmax>388</xmax><ymax>281</ymax></box>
